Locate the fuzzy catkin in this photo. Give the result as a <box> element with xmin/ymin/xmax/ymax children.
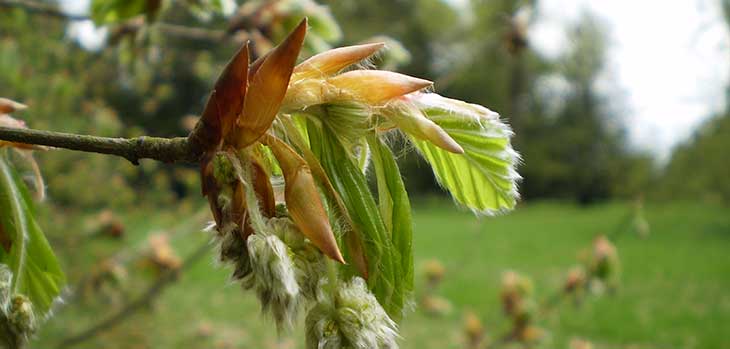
<box><xmin>268</xmin><ymin>217</ymin><xmax>327</xmax><ymax>300</ymax></box>
<box><xmin>243</xmin><ymin>233</ymin><xmax>301</xmax><ymax>329</ymax></box>
<box><xmin>306</xmin><ymin>277</ymin><xmax>399</xmax><ymax>349</ymax></box>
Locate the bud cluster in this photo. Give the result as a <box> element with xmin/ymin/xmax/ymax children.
<box><xmin>205</xmin><ymin>151</ymin><xmax>397</xmax><ymax>345</ymax></box>
<box><xmin>191</xmin><ymin>17</ymin><xmax>520</xmax><ymax>348</ymax></box>
<box><xmin>420</xmin><ymin>259</ymin><xmax>452</xmax><ymax>317</ymax></box>
<box><xmin>588</xmin><ymin>235</ymin><xmax>620</xmax><ymax>292</ymax></box>
<box><xmin>500</xmin><ymin>271</ymin><xmax>544</xmax><ymax>344</ymax></box>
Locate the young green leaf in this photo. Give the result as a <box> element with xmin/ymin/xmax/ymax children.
<box><xmin>367</xmin><ymin>135</ymin><xmax>414</xmax><ymax>304</ymax></box>
<box><xmin>307</xmin><ymin>121</ymin><xmax>407</xmax><ymax>319</ymax></box>
<box><xmin>0</xmin><ymin>154</ymin><xmax>65</xmax><ymax>318</ymax></box>
<box><xmin>279</xmin><ymin>116</ymin><xmax>369</xmax><ymax>278</ymax></box>
<box><xmin>407</xmin><ymin>93</ymin><xmax>521</xmax><ymax>215</ymax></box>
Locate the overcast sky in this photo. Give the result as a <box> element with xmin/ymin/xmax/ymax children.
<box><xmin>530</xmin><ymin>0</ymin><xmax>729</xmax><ymax>159</ymax></box>
<box><xmin>61</xmin><ymin>0</ymin><xmax>729</xmax><ymax>159</ymax></box>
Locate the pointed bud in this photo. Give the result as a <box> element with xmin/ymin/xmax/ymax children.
<box><xmin>292</xmin><ymin>42</ymin><xmax>385</xmax><ymax>81</ymax></box>
<box><xmin>328</xmin><ymin>70</ymin><xmax>432</xmax><ymax>105</ymax></box>
<box><xmin>263</xmin><ymin>135</ymin><xmax>345</xmax><ymax>263</ymax></box>
<box><xmin>0</xmin><ymin>98</ymin><xmax>27</xmax><ymax>114</ymax></box>
<box><xmin>235</xmin><ymin>19</ymin><xmax>307</xmax><ymax>148</ymax></box>
<box><xmin>193</xmin><ymin>43</ymin><xmax>250</xmax><ymax>153</ymax></box>
<box><xmin>213</xmin><ymin>42</ymin><xmax>250</xmax><ymax>137</ymax></box>
<box><xmin>249</xmin><ymin>50</ymin><xmax>270</xmax><ymax>79</ymax></box>
<box><xmin>383</xmin><ymin>101</ymin><xmax>463</xmax><ymax>154</ymax></box>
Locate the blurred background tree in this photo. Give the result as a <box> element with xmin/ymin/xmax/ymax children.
<box><xmin>327</xmin><ymin>0</ymin><xmax>654</xmax><ymax>203</ymax></box>
<box><xmin>2</xmin><ymin>1</ymin><xmax>729</xmax><ymax>348</ymax></box>
<box><xmin>655</xmin><ymin>0</ymin><xmax>730</xmax><ymax>205</ymax></box>
<box><xmin>1</xmin><ymin>0</ymin><xmax>662</xmax><ymax>206</ymax></box>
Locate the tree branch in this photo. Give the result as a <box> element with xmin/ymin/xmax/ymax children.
<box><xmin>0</xmin><ymin>127</ymin><xmax>202</xmax><ymax>165</ymax></box>
<box><xmin>0</xmin><ymin>0</ymin><xmax>231</xmax><ymax>43</ymax></box>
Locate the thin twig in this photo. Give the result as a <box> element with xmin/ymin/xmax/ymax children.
<box><xmin>0</xmin><ymin>127</ymin><xmax>202</xmax><ymax>165</ymax></box>
<box><xmin>0</xmin><ymin>0</ymin><xmax>230</xmax><ymax>42</ymax></box>
<box><xmin>0</xmin><ymin>0</ymin><xmax>88</xmax><ymax>21</ymax></box>
<box><xmin>65</xmin><ymin>207</ymin><xmax>211</xmax><ymax>305</ymax></box>
<box><xmin>56</xmin><ymin>241</ymin><xmax>211</xmax><ymax>349</ymax></box>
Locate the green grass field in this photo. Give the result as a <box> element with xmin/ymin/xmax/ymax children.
<box><xmin>33</xmin><ymin>200</ymin><xmax>730</xmax><ymax>349</ymax></box>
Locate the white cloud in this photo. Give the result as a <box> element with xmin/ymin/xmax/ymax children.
<box><xmin>532</xmin><ymin>0</ymin><xmax>729</xmax><ymax>159</ymax></box>
<box><xmin>66</xmin><ymin>20</ymin><xmax>108</xmax><ymax>51</ymax></box>
<box><xmin>57</xmin><ymin>0</ymin><xmax>108</xmax><ymax>51</ymax></box>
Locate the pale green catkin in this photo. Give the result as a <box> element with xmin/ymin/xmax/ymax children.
<box><xmin>306</xmin><ymin>277</ymin><xmax>399</xmax><ymax>349</ymax></box>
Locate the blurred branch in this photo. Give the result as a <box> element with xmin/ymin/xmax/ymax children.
<box><xmin>0</xmin><ymin>127</ymin><xmax>202</xmax><ymax>165</ymax></box>
<box><xmin>65</xmin><ymin>208</ymin><xmax>211</xmax><ymax>306</ymax></box>
<box><xmin>0</xmin><ymin>0</ymin><xmax>231</xmax><ymax>43</ymax></box>
<box><xmin>57</xmin><ymin>241</ymin><xmax>211</xmax><ymax>349</ymax></box>
<box><xmin>0</xmin><ymin>0</ymin><xmax>87</xmax><ymax>21</ymax></box>
<box><xmin>156</xmin><ymin>22</ymin><xmax>227</xmax><ymax>42</ymax></box>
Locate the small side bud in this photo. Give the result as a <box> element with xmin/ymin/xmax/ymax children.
<box><xmin>212</xmin><ymin>152</ymin><xmax>237</xmax><ymax>185</ymax></box>
<box><xmin>8</xmin><ymin>295</ymin><xmax>36</xmax><ymax>337</ymax></box>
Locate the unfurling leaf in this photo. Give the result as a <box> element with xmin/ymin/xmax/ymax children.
<box><xmin>236</xmin><ymin>19</ymin><xmax>307</xmax><ymax>148</ymax></box>
<box><xmin>292</xmin><ymin>42</ymin><xmax>385</xmax><ymax>80</ymax></box>
<box><xmin>368</xmin><ymin>135</ymin><xmax>414</xmax><ymax>312</ymax></box>
<box><xmin>262</xmin><ymin>135</ymin><xmax>344</xmax><ymax>264</ymax></box>
<box><xmin>279</xmin><ymin>118</ymin><xmax>369</xmax><ymax>278</ymax></box>
<box><xmin>308</xmin><ymin>122</ymin><xmax>407</xmax><ymax>319</ymax></box>
<box><xmin>0</xmin><ymin>155</ymin><xmax>65</xmax><ymax>320</ymax></box>
<box><xmin>408</xmin><ymin>93</ymin><xmax>521</xmax><ymax>214</ymax></box>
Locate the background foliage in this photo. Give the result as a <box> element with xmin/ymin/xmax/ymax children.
<box><xmin>1</xmin><ymin>0</ymin><xmax>729</xmax><ymax>348</ymax></box>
